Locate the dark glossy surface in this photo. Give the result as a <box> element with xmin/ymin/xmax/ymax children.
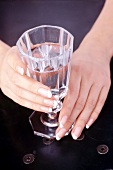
<box><xmin>1</xmin><ymin>0</ymin><xmax>113</xmax><ymax>169</ymax></box>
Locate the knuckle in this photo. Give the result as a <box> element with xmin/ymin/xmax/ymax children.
<box><xmin>34</xmin><ymin>95</ymin><xmax>41</xmax><ymax>104</ymax></box>
<box><xmin>75</xmin><ymin>98</ymin><xmax>85</xmax><ymax>111</ymax></box>
<box><xmin>29</xmin><ymin>81</ymin><xmax>37</xmax><ymax>92</ymax></box>
<box><xmin>22</xmin><ymin>100</ymin><xmax>40</xmax><ymax>111</ymax></box>
<box><xmin>92</xmin><ymin>110</ymin><xmax>100</xmax><ymax>121</ymax></box>
<box><xmin>19</xmin><ymin>99</ymin><xmax>32</xmax><ymax>109</ymax></box>
<box><xmin>66</xmin><ymin>119</ymin><xmax>73</xmax><ymax>125</ymax></box>
<box><xmin>34</xmin><ymin>95</ymin><xmax>38</xmax><ymax>103</ymax></box>
<box><xmin>12</xmin><ymin>95</ymin><xmax>24</xmax><ymax>106</ymax></box>
<box><xmin>61</xmin><ymin>102</ymin><xmax>73</xmax><ymax>117</ymax></box>
<box><xmin>11</xmin><ymin>73</ymin><xmax>19</xmax><ymax>84</ymax></box>
<box><xmin>72</xmin><ymin>65</ymin><xmax>80</xmax><ymax>72</ymax></box>
<box><xmin>65</xmin><ymin>119</ymin><xmax>74</xmax><ymax>129</ymax></box>
<box><xmin>87</xmin><ymin>99</ymin><xmax>96</xmax><ymax>110</ymax></box>
<box><xmin>65</xmin><ymin>104</ymin><xmax>73</xmax><ymax>112</ymax></box>
<box><xmin>107</xmin><ymin>78</ymin><xmax>111</xmax><ymax>87</ymax></box>
<box><xmin>32</xmin><ymin>103</ymin><xmax>40</xmax><ymax>111</ymax></box>
<box><xmin>103</xmin><ymin>78</ymin><xmax>111</xmax><ymax>90</ymax></box>
<box><xmin>17</xmin><ymin>97</ymin><xmax>25</xmax><ymax>106</ymax></box>
<box><xmin>98</xmin><ymin>98</ymin><xmax>106</xmax><ymax>107</ymax></box>
<box><xmin>106</xmin><ymin>80</ymin><xmax>111</xmax><ymax>90</ymax></box>
<box><xmin>79</xmin><ymin>118</ymin><xmax>87</xmax><ymax>126</ymax></box>
<box><xmin>16</xmin><ymin>87</ymin><xmax>23</xmax><ymax>97</ymax></box>
<box><xmin>7</xmin><ymin>66</ymin><xmax>13</xmax><ymax>78</ymax></box>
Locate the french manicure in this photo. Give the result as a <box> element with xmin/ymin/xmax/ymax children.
<box><xmin>72</xmin><ymin>127</ymin><xmax>82</xmax><ymax>140</ymax></box>
<box><xmin>86</xmin><ymin>124</ymin><xmax>89</xmax><ymax>129</ymax></box>
<box><xmin>59</xmin><ymin>115</ymin><xmax>68</xmax><ymax>128</ymax></box>
<box><xmin>44</xmin><ymin>99</ymin><xmax>56</xmax><ymax>107</ymax></box>
<box><xmin>16</xmin><ymin>66</ymin><xmax>24</xmax><ymax>75</ymax></box>
<box><xmin>86</xmin><ymin>119</ymin><xmax>93</xmax><ymax>129</ymax></box>
<box><xmin>56</xmin><ymin>128</ymin><xmax>67</xmax><ymax>141</ymax></box>
<box><xmin>53</xmin><ymin>100</ymin><xmax>58</xmax><ymax>108</ymax></box>
<box><xmin>72</xmin><ymin>134</ymin><xmax>77</xmax><ymax>140</ymax></box>
<box><xmin>38</xmin><ymin>88</ymin><xmax>52</xmax><ymax>98</ymax></box>
<box><xmin>40</xmin><ymin>106</ymin><xmax>52</xmax><ymax>112</ymax></box>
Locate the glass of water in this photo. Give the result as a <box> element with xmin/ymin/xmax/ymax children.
<box><xmin>16</xmin><ymin>25</ymin><xmax>74</xmax><ymax>139</ymax></box>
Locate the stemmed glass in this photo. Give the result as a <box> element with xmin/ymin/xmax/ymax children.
<box><xmin>16</xmin><ymin>25</ymin><xmax>74</xmax><ymax>140</ymax></box>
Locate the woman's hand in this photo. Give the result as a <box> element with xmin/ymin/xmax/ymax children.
<box><xmin>0</xmin><ymin>45</ymin><xmax>56</xmax><ymax>112</ymax></box>
<box><xmin>56</xmin><ymin>39</ymin><xmax>111</xmax><ymax>140</ymax></box>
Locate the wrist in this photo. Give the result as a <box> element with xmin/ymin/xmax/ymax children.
<box><xmin>0</xmin><ymin>40</ymin><xmax>10</xmax><ymax>64</ymax></box>
<box><xmin>80</xmin><ymin>32</ymin><xmax>113</xmax><ymax>63</ymax></box>
<box><xmin>0</xmin><ymin>40</ymin><xmax>10</xmax><ymax>55</ymax></box>
<box><xmin>0</xmin><ymin>41</ymin><xmax>10</xmax><ymax>88</ymax></box>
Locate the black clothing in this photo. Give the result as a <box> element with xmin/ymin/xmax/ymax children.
<box><xmin>0</xmin><ymin>0</ymin><xmax>105</xmax><ymax>51</ymax></box>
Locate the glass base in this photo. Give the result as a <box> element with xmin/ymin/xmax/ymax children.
<box><xmin>29</xmin><ymin>111</ymin><xmax>58</xmax><ymax>139</ymax></box>
<box><xmin>40</xmin><ymin>112</ymin><xmax>59</xmax><ymax>127</ymax></box>
<box><xmin>29</xmin><ymin>111</ymin><xmax>73</xmax><ymax>140</ymax></box>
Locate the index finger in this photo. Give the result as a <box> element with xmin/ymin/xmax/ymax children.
<box><xmin>58</xmin><ymin>71</ymin><xmax>81</xmax><ymax>127</ymax></box>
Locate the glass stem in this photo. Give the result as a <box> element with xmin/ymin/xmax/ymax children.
<box><xmin>48</xmin><ymin>113</ymin><xmax>58</xmax><ymax>119</ymax></box>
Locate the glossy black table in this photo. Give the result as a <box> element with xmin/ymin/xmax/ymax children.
<box><xmin>1</xmin><ymin>0</ymin><xmax>113</xmax><ymax>169</ymax></box>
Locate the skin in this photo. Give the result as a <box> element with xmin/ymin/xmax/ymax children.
<box><xmin>0</xmin><ymin>0</ymin><xmax>113</xmax><ymax>140</ymax></box>
<box><xmin>56</xmin><ymin>0</ymin><xmax>113</xmax><ymax>140</ymax></box>
<box><xmin>0</xmin><ymin>43</ymin><xmax>55</xmax><ymax>113</ymax></box>
<box><xmin>56</xmin><ymin>38</ymin><xmax>111</xmax><ymax>140</ymax></box>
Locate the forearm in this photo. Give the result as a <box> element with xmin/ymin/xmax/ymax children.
<box><xmin>0</xmin><ymin>40</ymin><xmax>10</xmax><ymax>67</ymax></box>
<box><xmin>0</xmin><ymin>40</ymin><xmax>10</xmax><ymax>88</ymax></box>
<box><xmin>81</xmin><ymin>0</ymin><xmax>113</xmax><ymax>61</ymax></box>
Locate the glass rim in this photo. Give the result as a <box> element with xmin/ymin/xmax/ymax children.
<box><xmin>16</xmin><ymin>25</ymin><xmax>74</xmax><ymax>61</ymax></box>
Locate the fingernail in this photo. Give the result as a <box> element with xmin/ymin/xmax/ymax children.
<box><xmin>65</xmin><ymin>132</ymin><xmax>69</xmax><ymax>136</ymax></box>
<box><xmin>72</xmin><ymin>127</ymin><xmax>82</xmax><ymax>140</ymax></box>
<box><xmin>44</xmin><ymin>99</ymin><xmax>55</xmax><ymax>107</ymax></box>
<box><xmin>40</xmin><ymin>106</ymin><xmax>52</xmax><ymax>112</ymax></box>
<box><xmin>59</xmin><ymin>115</ymin><xmax>68</xmax><ymax>128</ymax></box>
<box><xmin>86</xmin><ymin>119</ymin><xmax>93</xmax><ymax>129</ymax></box>
<box><xmin>86</xmin><ymin>124</ymin><xmax>89</xmax><ymax>129</ymax></box>
<box><xmin>16</xmin><ymin>66</ymin><xmax>24</xmax><ymax>75</ymax></box>
<box><xmin>72</xmin><ymin>134</ymin><xmax>77</xmax><ymax>140</ymax></box>
<box><xmin>38</xmin><ymin>88</ymin><xmax>52</xmax><ymax>98</ymax></box>
<box><xmin>53</xmin><ymin>100</ymin><xmax>58</xmax><ymax>108</ymax></box>
<box><xmin>56</xmin><ymin>128</ymin><xmax>67</xmax><ymax>141</ymax></box>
